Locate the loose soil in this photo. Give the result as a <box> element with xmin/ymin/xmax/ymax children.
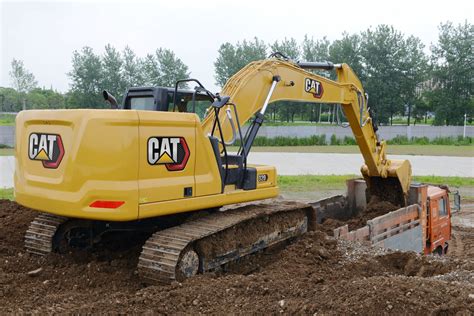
<box><xmin>321</xmin><ymin>195</ymin><xmax>399</xmax><ymax>232</ymax></box>
<box><xmin>1</xmin><ymin>199</ymin><xmax>473</xmax><ymax>314</ymax></box>
<box><xmin>347</xmin><ymin>196</ymin><xmax>400</xmax><ymax>230</ymax></box>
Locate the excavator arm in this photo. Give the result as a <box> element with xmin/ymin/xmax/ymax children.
<box><xmin>201</xmin><ymin>58</ymin><xmax>411</xmax><ymax>205</ymax></box>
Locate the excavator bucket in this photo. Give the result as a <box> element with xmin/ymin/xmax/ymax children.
<box><xmin>362</xmin><ymin>159</ymin><xmax>412</xmax><ymax>207</ymax></box>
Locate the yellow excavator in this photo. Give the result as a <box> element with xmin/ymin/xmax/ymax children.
<box><xmin>15</xmin><ymin>54</ymin><xmax>411</xmax><ymax>283</ymax></box>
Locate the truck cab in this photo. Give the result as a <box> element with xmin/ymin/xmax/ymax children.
<box><xmin>425</xmin><ymin>186</ymin><xmax>452</xmax><ymax>255</ymax></box>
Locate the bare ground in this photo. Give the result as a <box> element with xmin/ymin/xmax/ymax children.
<box><xmin>0</xmin><ymin>199</ymin><xmax>473</xmax><ymax>314</ymax></box>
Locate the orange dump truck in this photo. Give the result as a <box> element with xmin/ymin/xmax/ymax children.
<box><xmin>311</xmin><ymin>179</ymin><xmax>460</xmax><ymax>255</ymax></box>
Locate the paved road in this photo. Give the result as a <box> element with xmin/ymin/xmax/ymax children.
<box><xmin>1</xmin><ymin>153</ymin><xmax>473</xmax><ymax>188</ymax></box>
<box><xmin>246</xmin><ymin>152</ymin><xmax>474</xmax><ymax>177</ymax></box>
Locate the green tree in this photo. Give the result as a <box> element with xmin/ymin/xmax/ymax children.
<box><xmin>428</xmin><ymin>21</ymin><xmax>473</xmax><ymax>125</ymax></box>
<box><xmin>27</xmin><ymin>88</ymin><xmax>65</xmax><ymax>109</ymax></box>
<box><xmin>101</xmin><ymin>44</ymin><xmax>126</xmax><ymax>102</ymax></box>
<box><xmin>269</xmin><ymin>37</ymin><xmax>300</xmax><ymax>59</ymax></box>
<box><xmin>9</xmin><ymin>59</ymin><xmax>38</xmax><ymax>110</ymax></box>
<box><xmin>122</xmin><ymin>46</ymin><xmax>144</xmax><ymax>88</ymax></box>
<box><xmin>9</xmin><ymin>59</ymin><xmax>38</xmax><ymax>94</ymax></box>
<box><xmin>398</xmin><ymin>35</ymin><xmax>428</xmax><ymax>125</ymax></box>
<box><xmin>302</xmin><ymin>35</ymin><xmax>330</xmax><ymax>62</ymax></box>
<box><xmin>142</xmin><ymin>49</ymin><xmax>190</xmax><ymax>87</ymax></box>
<box><xmin>329</xmin><ymin>33</ymin><xmax>364</xmax><ymax>79</ymax></box>
<box><xmin>0</xmin><ymin>87</ymin><xmax>21</xmax><ymax>112</ymax></box>
<box><xmin>68</xmin><ymin>47</ymin><xmax>104</xmax><ymax>108</ymax></box>
<box><xmin>360</xmin><ymin>25</ymin><xmax>406</xmax><ymax>124</ymax></box>
<box><xmin>27</xmin><ymin>90</ymin><xmax>49</xmax><ymax>109</ymax></box>
<box><xmin>155</xmin><ymin>48</ymin><xmax>190</xmax><ymax>87</ymax></box>
<box><xmin>411</xmin><ymin>94</ymin><xmax>431</xmax><ymax>124</ymax></box>
<box><xmin>214</xmin><ymin>37</ymin><xmax>267</xmax><ymax>86</ymax></box>
<box><xmin>142</xmin><ymin>53</ymin><xmax>160</xmax><ymax>86</ymax></box>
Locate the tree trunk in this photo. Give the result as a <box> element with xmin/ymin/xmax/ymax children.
<box><xmin>22</xmin><ymin>98</ymin><xmax>26</xmax><ymax>111</ymax></box>
<box><xmin>318</xmin><ymin>104</ymin><xmax>322</xmax><ymax>123</ymax></box>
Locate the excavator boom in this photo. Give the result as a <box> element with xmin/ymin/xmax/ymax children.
<box><xmin>201</xmin><ymin>58</ymin><xmax>411</xmax><ymax>205</ymax></box>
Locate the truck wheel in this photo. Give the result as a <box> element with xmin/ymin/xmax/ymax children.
<box><xmin>433</xmin><ymin>246</ymin><xmax>443</xmax><ymax>256</ymax></box>
<box><xmin>443</xmin><ymin>244</ymin><xmax>449</xmax><ymax>255</ymax></box>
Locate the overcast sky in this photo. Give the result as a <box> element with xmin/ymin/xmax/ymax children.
<box><xmin>1</xmin><ymin>0</ymin><xmax>472</xmax><ymax>93</ymax></box>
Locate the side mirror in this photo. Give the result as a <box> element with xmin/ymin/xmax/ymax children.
<box><xmin>453</xmin><ymin>191</ymin><xmax>461</xmax><ymax>212</ymax></box>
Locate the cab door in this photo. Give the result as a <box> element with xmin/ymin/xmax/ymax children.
<box><xmin>137</xmin><ymin>111</ymin><xmax>196</xmax><ymax>205</ymax></box>
<box><xmin>436</xmin><ymin>195</ymin><xmax>451</xmax><ymax>246</ymax></box>
<box><xmin>429</xmin><ymin>195</ymin><xmax>450</xmax><ymax>253</ymax></box>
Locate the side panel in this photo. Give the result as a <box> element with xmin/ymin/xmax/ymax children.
<box><xmin>255</xmin><ymin>165</ymin><xmax>277</xmax><ymax>189</ymax></box>
<box><xmin>374</xmin><ymin>226</ymin><xmax>423</xmax><ymax>253</ymax></box>
<box><xmin>15</xmin><ymin>110</ymin><xmax>140</xmax><ymax>221</ymax></box>
<box><xmin>137</xmin><ymin>111</ymin><xmax>197</xmax><ymax>205</ymax></box>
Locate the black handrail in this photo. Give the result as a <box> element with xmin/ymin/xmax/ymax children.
<box><xmin>173</xmin><ymin>78</ymin><xmax>215</xmax><ymax>112</ymax></box>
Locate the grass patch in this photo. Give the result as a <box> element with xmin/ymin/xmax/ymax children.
<box><xmin>0</xmin><ymin>188</ymin><xmax>13</xmax><ymax>200</ymax></box>
<box><xmin>412</xmin><ymin>176</ymin><xmax>474</xmax><ymax>187</ymax></box>
<box><xmin>0</xmin><ymin>148</ymin><xmax>14</xmax><ymax>156</ymax></box>
<box><xmin>0</xmin><ymin>114</ymin><xmax>15</xmax><ymax>126</ymax></box>
<box><xmin>278</xmin><ymin>175</ymin><xmax>474</xmax><ymax>192</ymax></box>
<box><xmin>278</xmin><ymin>175</ymin><xmax>354</xmax><ymax>191</ymax></box>
<box><xmin>230</xmin><ymin>145</ymin><xmax>474</xmax><ymax>157</ymax></box>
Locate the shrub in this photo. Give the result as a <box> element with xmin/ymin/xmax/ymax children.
<box><xmin>330</xmin><ymin>134</ymin><xmax>339</xmax><ymax>145</ymax></box>
<box><xmin>233</xmin><ymin>135</ymin><xmax>472</xmax><ymax>147</ymax></box>
<box><xmin>342</xmin><ymin>136</ymin><xmax>357</xmax><ymax>145</ymax></box>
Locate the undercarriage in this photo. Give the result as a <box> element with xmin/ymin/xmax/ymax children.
<box><xmin>25</xmin><ymin>202</ymin><xmax>314</xmax><ymax>284</ymax></box>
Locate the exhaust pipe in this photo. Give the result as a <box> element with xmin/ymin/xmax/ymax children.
<box><xmin>103</xmin><ymin>90</ymin><xmax>118</xmax><ymax>109</ymax></box>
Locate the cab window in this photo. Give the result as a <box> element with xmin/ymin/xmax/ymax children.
<box><xmin>130</xmin><ymin>96</ymin><xmax>155</xmax><ymax>110</ymax></box>
<box><xmin>167</xmin><ymin>92</ymin><xmax>212</xmax><ymax>120</ymax></box>
<box><xmin>438</xmin><ymin>197</ymin><xmax>447</xmax><ymax>217</ymax></box>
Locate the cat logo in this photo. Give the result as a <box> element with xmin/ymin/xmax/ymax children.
<box><xmin>28</xmin><ymin>133</ymin><xmax>65</xmax><ymax>169</ymax></box>
<box><xmin>147</xmin><ymin>137</ymin><xmax>190</xmax><ymax>171</ymax></box>
<box><xmin>304</xmin><ymin>78</ymin><xmax>324</xmax><ymax>98</ymax></box>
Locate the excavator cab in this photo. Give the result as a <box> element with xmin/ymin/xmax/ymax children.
<box><xmin>120</xmin><ymin>86</ymin><xmax>213</xmax><ymax>114</ymax></box>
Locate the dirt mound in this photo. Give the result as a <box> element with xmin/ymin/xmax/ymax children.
<box><xmin>348</xmin><ymin>196</ymin><xmax>400</xmax><ymax>230</ymax></box>
<box><xmin>0</xmin><ymin>200</ymin><xmax>473</xmax><ymax>314</ymax></box>
<box><xmin>450</xmin><ymin>226</ymin><xmax>474</xmax><ymax>260</ymax></box>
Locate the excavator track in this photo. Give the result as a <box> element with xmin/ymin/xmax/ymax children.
<box><xmin>24</xmin><ymin>213</ymin><xmax>66</xmax><ymax>256</ymax></box>
<box><xmin>138</xmin><ymin>202</ymin><xmax>313</xmax><ymax>284</ymax></box>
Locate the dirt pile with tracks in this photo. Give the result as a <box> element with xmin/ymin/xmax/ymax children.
<box><xmin>1</xmin><ymin>199</ymin><xmax>473</xmax><ymax>314</ymax></box>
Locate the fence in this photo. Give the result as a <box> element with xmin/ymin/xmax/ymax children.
<box><xmin>0</xmin><ymin>126</ymin><xmax>15</xmax><ymax>147</ymax></box>
<box><xmin>1</xmin><ymin>124</ymin><xmax>473</xmax><ymax>147</ymax></box>
<box><xmin>253</xmin><ymin>125</ymin><xmax>473</xmax><ymax>141</ymax></box>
